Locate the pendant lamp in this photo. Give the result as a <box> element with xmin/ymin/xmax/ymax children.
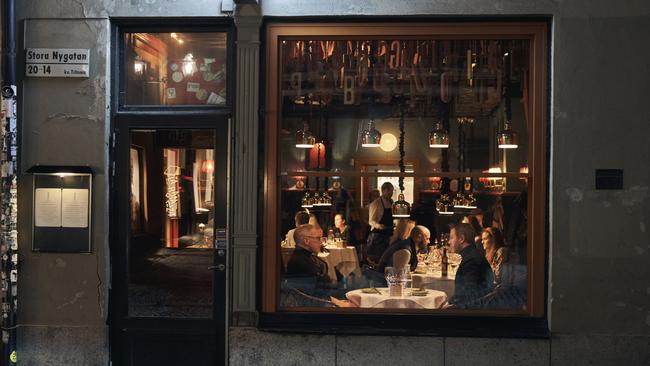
<box><xmin>361</xmin><ymin>119</ymin><xmax>381</xmax><ymax>147</ymax></box>
<box><xmin>295</xmin><ymin>122</ymin><xmax>316</xmax><ymax>148</ymax></box>
<box><xmin>497</xmin><ymin>120</ymin><xmax>518</xmax><ymax>149</ymax></box>
<box><xmin>392</xmin><ymin>193</ymin><xmax>411</xmax><ymax>218</ymax></box>
<box><xmin>429</xmin><ymin>120</ymin><xmax>449</xmax><ymax>148</ymax></box>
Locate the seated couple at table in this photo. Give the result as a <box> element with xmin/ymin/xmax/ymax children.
<box><xmin>334</xmin><ymin>223</ymin><xmax>494</xmax><ymax>309</ymax></box>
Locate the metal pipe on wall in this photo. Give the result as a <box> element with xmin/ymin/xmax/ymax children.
<box><xmin>1</xmin><ymin>0</ymin><xmax>19</xmax><ymax>363</ymax></box>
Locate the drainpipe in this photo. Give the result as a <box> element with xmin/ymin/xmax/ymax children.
<box><xmin>1</xmin><ymin>0</ymin><xmax>19</xmax><ymax>364</ymax></box>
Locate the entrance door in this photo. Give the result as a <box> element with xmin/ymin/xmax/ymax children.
<box><xmin>111</xmin><ymin>124</ymin><xmax>228</xmax><ymax>366</ymax></box>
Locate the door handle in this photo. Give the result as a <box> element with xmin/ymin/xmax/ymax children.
<box><xmin>208</xmin><ymin>264</ymin><xmax>226</xmax><ymax>271</ymax></box>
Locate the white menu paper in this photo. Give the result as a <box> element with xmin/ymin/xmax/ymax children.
<box><xmin>61</xmin><ymin>189</ymin><xmax>89</xmax><ymax>228</ymax></box>
<box><xmin>34</xmin><ymin>188</ymin><xmax>62</xmax><ymax>227</ymax></box>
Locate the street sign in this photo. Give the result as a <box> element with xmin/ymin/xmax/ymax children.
<box><xmin>25</xmin><ymin>48</ymin><xmax>90</xmax><ymax>78</ymax></box>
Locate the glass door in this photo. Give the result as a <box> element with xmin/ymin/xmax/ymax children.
<box><xmin>112</xmin><ymin>126</ymin><xmax>228</xmax><ymax>366</ymax></box>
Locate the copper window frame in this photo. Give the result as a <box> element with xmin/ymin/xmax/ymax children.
<box><xmin>263</xmin><ymin>22</ymin><xmax>548</xmax><ymax>317</ymax></box>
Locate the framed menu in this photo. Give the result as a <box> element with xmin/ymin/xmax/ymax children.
<box><xmin>28</xmin><ymin>166</ymin><xmax>93</xmax><ymax>253</ymax></box>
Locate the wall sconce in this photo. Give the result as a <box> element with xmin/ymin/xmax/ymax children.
<box><xmin>361</xmin><ymin>119</ymin><xmax>381</xmax><ymax>147</ymax></box>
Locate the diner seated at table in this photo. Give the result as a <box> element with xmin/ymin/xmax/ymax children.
<box><xmin>447</xmin><ymin>223</ymin><xmax>494</xmax><ymax>309</ymax></box>
<box><xmin>286</xmin><ymin>224</ymin><xmax>332</xmax><ymax>284</ymax></box>
<box><xmin>389</xmin><ymin>219</ymin><xmax>416</xmax><ymax>246</ymax></box>
<box><xmin>285</xmin><ymin>211</ymin><xmax>310</xmax><ymax>247</ymax></box>
<box><xmin>479</xmin><ymin>227</ymin><xmax>526</xmax><ymax>308</ymax></box>
<box><xmin>333</xmin><ymin>213</ymin><xmax>352</xmax><ymax>245</ymax></box>
<box><xmin>376</xmin><ymin>225</ymin><xmax>430</xmax><ymax>273</ymax></box>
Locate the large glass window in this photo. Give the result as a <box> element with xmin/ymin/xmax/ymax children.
<box><xmin>264</xmin><ymin>23</ymin><xmax>547</xmax><ymax>317</ymax></box>
<box><xmin>124</xmin><ymin>32</ymin><xmax>227</xmax><ymax>106</ymax></box>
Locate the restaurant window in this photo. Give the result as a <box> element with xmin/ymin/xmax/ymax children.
<box><xmin>123</xmin><ymin>32</ymin><xmax>228</xmax><ymax>106</ymax></box>
<box><xmin>264</xmin><ymin>23</ymin><xmax>548</xmax><ymax>319</ymax></box>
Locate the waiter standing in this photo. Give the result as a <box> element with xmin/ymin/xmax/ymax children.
<box><xmin>365</xmin><ymin>182</ymin><xmax>394</xmax><ymax>263</ymax></box>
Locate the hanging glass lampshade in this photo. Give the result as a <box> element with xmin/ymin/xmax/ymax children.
<box><xmin>497</xmin><ymin>120</ymin><xmax>518</xmax><ymax>149</ymax></box>
<box><xmin>301</xmin><ymin>192</ymin><xmax>313</xmax><ymax>208</ymax></box>
<box><xmin>361</xmin><ymin>119</ymin><xmax>381</xmax><ymax>147</ymax></box>
<box><xmin>436</xmin><ymin>193</ymin><xmax>454</xmax><ymax>215</ymax></box>
<box><xmin>392</xmin><ymin>192</ymin><xmax>411</xmax><ymax>218</ymax></box>
<box><xmin>321</xmin><ymin>191</ymin><xmax>332</xmax><ymax>206</ymax></box>
<box><xmin>295</xmin><ymin>122</ymin><xmax>316</xmax><ymax>148</ymax></box>
<box><xmin>312</xmin><ymin>192</ymin><xmax>322</xmax><ymax>206</ymax></box>
<box><xmin>429</xmin><ymin>120</ymin><xmax>449</xmax><ymax>148</ymax></box>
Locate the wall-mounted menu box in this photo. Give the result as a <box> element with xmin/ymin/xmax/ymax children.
<box><xmin>27</xmin><ymin>166</ymin><xmax>92</xmax><ymax>253</ymax></box>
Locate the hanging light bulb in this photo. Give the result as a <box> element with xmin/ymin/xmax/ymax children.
<box><xmin>392</xmin><ymin>192</ymin><xmax>411</xmax><ymax>218</ymax></box>
<box><xmin>295</xmin><ymin>122</ymin><xmax>316</xmax><ymax>148</ymax></box>
<box><xmin>361</xmin><ymin>119</ymin><xmax>381</xmax><ymax>147</ymax></box>
<box><xmin>497</xmin><ymin>120</ymin><xmax>518</xmax><ymax>149</ymax></box>
<box><xmin>429</xmin><ymin>120</ymin><xmax>449</xmax><ymax>148</ymax></box>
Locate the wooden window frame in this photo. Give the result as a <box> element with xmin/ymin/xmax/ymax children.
<box><xmin>262</xmin><ymin>21</ymin><xmax>548</xmax><ymax>326</ymax></box>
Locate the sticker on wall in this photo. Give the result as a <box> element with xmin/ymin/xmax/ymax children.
<box><xmin>170</xmin><ymin>63</ymin><xmax>178</xmax><ymax>71</ymax></box>
<box><xmin>206</xmin><ymin>92</ymin><xmax>225</xmax><ymax>105</ymax></box>
<box><xmin>196</xmin><ymin>89</ymin><xmax>208</xmax><ymax>101</ymax></box>
<box><xmin>166</xmin><ymin>88</ymin><xmax>176</xmax><ymax>99</ymax></box>
<box><xmin>186</xmin><ymin>82</ymin><xmax>200</xmax><ymax>93</ymax></box>
<box><xmin>171</xmin><ymin>71</ymin><xmax>183</xmax><ymax>83</ymax></box>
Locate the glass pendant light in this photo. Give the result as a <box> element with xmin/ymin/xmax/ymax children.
<box><xmin>295</xmin><ymin>122</ymin><xmax>316</xmax><ymax>148</ymax></box>
<box><xmin>361</xmin><ymin>119</ymin><xmax>381</xmax><ymax>147</ymax></box>
<box><xmin>301</xmin><ymin>192</ymin><xmax>313</xmax><ymax>208</ymax></box>
<box><xmin>392</xmin><ymin>193</ymin><xmax>411</xmax><ymax>218</ymax></box>
<box><xmin>429</xmin><ymin>120</ymin><xmax>449</xmax><ymax>148</ymax></box>
<box><xmin>497</xmin><ymin>120</ymin><xmax>518</xmax><ymax>149</ymax></box>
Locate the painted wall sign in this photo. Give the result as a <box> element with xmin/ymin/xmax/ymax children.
<box><xmin>25</xmin><ymin>48</ymin><xmax>90</xmax><ymax>78</ymax></box>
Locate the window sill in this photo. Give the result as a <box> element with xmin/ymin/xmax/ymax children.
<box><xmin>258</xmin><ymin>312</ymin><xmax>549</xmax><ymax>338</ymax></box>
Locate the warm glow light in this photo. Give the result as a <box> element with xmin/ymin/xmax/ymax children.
<box><xmin>171</xmin><ymin>32</ymin><xmax>178</xmax><ymax>39</ymax></box>
<box><xmin>201</xmin><ymin>160</ymin><xmax>215</xmax><ymax>174</ymax></box>
<box><xmin>498</xmin><ymin>144</ymin><xmax>518</xmax><ymax>149</ymax></box>
<box><xmin>295</xmin><ymin>144</ymin><xmax>314</xmax><ymax>148</ymax></box>
<box><xmin>182</xmin><ymin>53</ymin><xmax>196</xmax><ymax>76</ymax></box>
<box><xmin>429</xmin><ymin>143</ymin><xmax>449</xmax><ymax>148</ymax></box>
<box><xmin>379</xmin><ymin>133</ymin><xmax>397</xmax><ymax>152</ymax></box>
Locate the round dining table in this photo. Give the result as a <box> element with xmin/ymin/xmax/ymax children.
<box><xmin>411</xmin><ymin>271</ymin><xmax>456</xmax><ymax>298</ymax></box>
<box><xmin>346</xmin><ymin>287</ymin><xmax>447</xmax><ymax>309</ymax></box>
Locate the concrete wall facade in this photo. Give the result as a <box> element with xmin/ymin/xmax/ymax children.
<box><xmin>13</xmin><ymin>0</ymin><xmax>650</xmax><ymax>365</ymax></box>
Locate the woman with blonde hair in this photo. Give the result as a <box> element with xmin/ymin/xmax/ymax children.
<box><xmin>389</xmin><ymin>219</ymin><xmax>416</xmax><ymax>246</ymax></box>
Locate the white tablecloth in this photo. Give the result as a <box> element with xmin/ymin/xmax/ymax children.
<box><xmin>321</xmin><ymin>245</ymin><xmax>361</xmax><ymax>277</ymax></box>
<box><xmin>346</xmin><ymin>288</ymin><xmax>447</xmax><ymax>309</ymax></box>
<box><xmin>411</xmin><ymin>272</ymin><xmax>456</xmax><ymax>298</ymax></box>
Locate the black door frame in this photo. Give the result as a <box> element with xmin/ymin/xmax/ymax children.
<box><xmin>109</xmin><ymin>19</ymin><xmax>235</xmax><ymax>366</ymax></box>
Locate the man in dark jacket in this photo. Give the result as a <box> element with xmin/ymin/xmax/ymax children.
<box><xmin>376</xmin><ymin>225</ymin><xmax>430</xmax><ymax>273</ymax></box>
<box><xmin>286</xmin><ymin>224</ymin><xmax>332</xmax><ymax>284</ymax></box>
<box><xmin>447</xmin><ymin>223</ymin><xmax>494</xmax><ymax>308</ymax></box>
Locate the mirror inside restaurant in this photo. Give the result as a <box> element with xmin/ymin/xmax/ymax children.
<box><xmin>277</xmin><ymin>38</ymin><xmax>530</xmax><ymax>311</ymax></box>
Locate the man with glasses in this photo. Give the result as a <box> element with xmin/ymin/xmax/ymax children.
<box><xmin>286</xmin><ymin>224</ymin><xmax>332</xmax><ymax>284</ymax></box>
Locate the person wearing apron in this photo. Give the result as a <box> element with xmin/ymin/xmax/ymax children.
<box><xmin>365</xmin><ymin>182</ymin><xmax>395</xmax><ymax>263</ymax></box>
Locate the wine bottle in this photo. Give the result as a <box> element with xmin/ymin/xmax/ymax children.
<box><xmin>441</xmin><ymin>246</ymin><xmax>448</xmax><ymax>277</ymax></box>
